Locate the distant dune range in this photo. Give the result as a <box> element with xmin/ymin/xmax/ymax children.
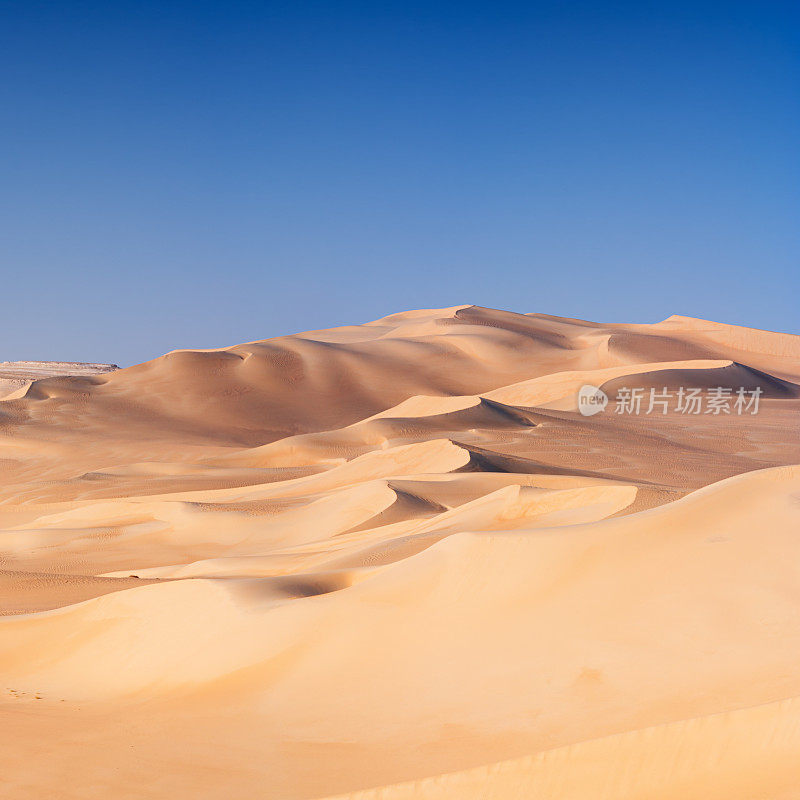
<box><xmin>0</xmin><ymin>360</ymin><xmax>117</xmax><ymax>402</ymax></box>
<box><xmin>1</xmin><ymin>306</ymin><xmax>799</xmax><ymax>799</ymax></box>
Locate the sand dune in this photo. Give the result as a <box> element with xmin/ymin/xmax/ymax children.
<box><xmin>1</xmin><ymin>306</ymin><xmax>799</xmax><ymax>798</ymax></box>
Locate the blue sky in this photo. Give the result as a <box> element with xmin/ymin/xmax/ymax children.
<box><xmin>2</xmin><ymin>1</ymin><xmax>798</xmax><ymax>365</ymax></box>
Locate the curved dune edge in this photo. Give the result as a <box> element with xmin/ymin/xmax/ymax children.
<box><xmin>322</xmin><ymin>695</ymin><xmax>800</xmax><ymax>800</ymax></box>
<box><xmin>1</xmin><ymin>464</ymin><xmax>797</xmax><ymax>697</ymax></box>
<box><xmin>101</xmin><ymin>482</ymin><xmax>638</xmax><ymax>578</ymax></box>
<box><xmin>485</xmin><ymin>358</ymin><xmax>732</xmax><ymax>408</ymax></box>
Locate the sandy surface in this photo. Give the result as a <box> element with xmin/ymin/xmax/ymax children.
<box><xmin>1</xmin><ymin>305</ymin><xmax>799</xmax><ymax>798</ymax></box>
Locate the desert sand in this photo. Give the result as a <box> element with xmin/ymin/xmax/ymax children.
<box><xmin>1</xmin><ymin>305</ymin><xmax>799</xmax><ymax>799</ymax></box>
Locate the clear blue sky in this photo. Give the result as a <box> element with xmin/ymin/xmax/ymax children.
<box><xmin>2</xmin><ymin>1</ymin><xmax>798</xmax><ymax>365</ymax></box>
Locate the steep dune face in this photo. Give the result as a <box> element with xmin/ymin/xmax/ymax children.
<box><xmin>1</xmin><ymin>307</ymin><xmax>799</xmax><ymax>799</ymax></box>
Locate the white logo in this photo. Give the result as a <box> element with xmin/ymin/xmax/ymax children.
<box><xmin>578</xmin><ymin>384</ymin><xmax>608</xmax><ymax>416</ymax></box>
